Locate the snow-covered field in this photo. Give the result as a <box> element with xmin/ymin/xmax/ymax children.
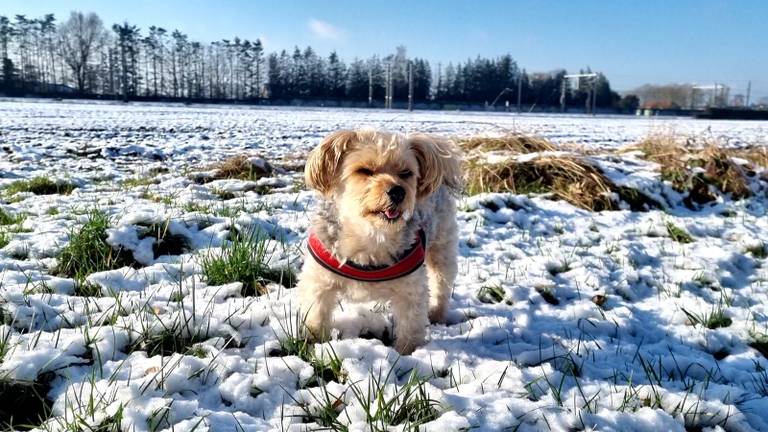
<box><xmin>1</xmin><ymin>99</ymin><xmax>768</xmax><ymax>431</ymax></box>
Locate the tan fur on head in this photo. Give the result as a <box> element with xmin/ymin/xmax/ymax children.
<box><xmin>407</xmin><ymin>133</ymin><xmax>464</xmax><ymax>198</ymax></box>
<box><xmin>305</xmin><ymin>130</ymin><xmax>358</xmax><ymax>196</ymax></box>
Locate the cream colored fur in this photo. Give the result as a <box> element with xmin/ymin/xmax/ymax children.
<box><xmin>298</xmin><ymin>129</ymin><xmax>462</xmax><ymax>354</ymax></box>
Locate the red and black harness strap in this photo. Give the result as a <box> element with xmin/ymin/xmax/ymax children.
<box><xmin>307</xmin><ymin>229</ymin><xmax>427</xmax><ymax>282</ymax></box>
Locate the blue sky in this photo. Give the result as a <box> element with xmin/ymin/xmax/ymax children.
<box><xmin>4</xmin><ymin>0</ymin><xmax>766</xmax><ymax>99</ymax></box>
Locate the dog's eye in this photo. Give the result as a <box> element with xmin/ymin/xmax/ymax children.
<box><xmin>357</xmin><ymin>168</ymin><xmax>373</xmax><ymax>176</ymax></box>
<box><xmin>398</xmin><ymin>170</ymin><xmax>413</xmax><ymax>179</ymax></box>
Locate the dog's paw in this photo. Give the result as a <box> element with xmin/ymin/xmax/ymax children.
<box><xmin>394</xmin><ymin>335</ymin><xmax>424</xmax><ymax>355</ymax></box>
<box><xmin>303</xmin><ymin>322</ymin><xmax>330</xmax><ymax>344</ymax></box>
<box><xmin>394</xmin><ymin>340</ymin><xmax>416</xmax><ymax>355</ymax></box>
<box><xmin>428</xmin><ymin>305</ymin><xmax>448</xmax><ymax>324</ymax></box>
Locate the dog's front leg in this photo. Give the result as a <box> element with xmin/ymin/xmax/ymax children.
<box><xmin>390</xmin><ymin>274</ymin><xmax>429</xmax><ymax>355</ymax></box>
<box><xmin>297</xmin><ymin>273</ymin><xmax>338</xmax><ymax>341</ymax></box>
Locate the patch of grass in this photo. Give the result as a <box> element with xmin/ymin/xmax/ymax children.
<box><xmin>73</xmin><ymin>281</ymin><xmax>104</xmax><ymax>297</ymax></box>
<box><xmin>629</xmin><ymin>134</ymin><xmax>687</xmax><ymax>166</ymax></box>
<box><xmin>200</xmin><ymin>227</ymin><xmax>296</xmax><ymax>296</ymax></box>
<box><xmin>0</xmin><ymin>208</ymin><xmax>25</xmax><ymax>226</ymax></box>
<box><xmin>121</xmin><ymin>176</ymin><xmax>159</xmax><ymax>188</ymax></box>
<box><xmin>6</xmin><ymin>224</ymin><xmax>32</xmax><ymax>233</ymax></box>
<box><xmin>681</xmin><ymin>306</ymin><xmax>732</xmax><ymax>329</ymax></box>
<box><xmin>729</xmin><ymin>146</ymin><xmax>768</xmax><ymax>169</ymax></box>
<box><xmin>547</xmin><ymin>259</ymin><xmax>572</xmax><ymax>276</ymax></box>
<box><xmin>293</xmin><ymin>388</ymin><xmax>347</xmax><ymax>431</ymax></box>
<box><xmin>749</xmin><ymin>331</ymin><xmax>768</xmax><ymax>359</ymax></box>
<box><xmin>348</xmin><ymin>367</ymin><xmax>443</xmax><ymax>429</ymax></box>
<box><xmin>45</xmin><ymin>207</ymin><xmax>59</xmax><ymax>216</ymax></box>
<box><xmin>0</xmin><ymin>232</ymin><xmax>9</xmax><ymax>248</ymax></box>
<box><xmin>699</xmin><ymin>145</ymin><xmax>752</xmax><ymax>199</ymax></box>
<box><xmin>745</xmin><ymin>243</ymin><xmax>767</xmax><ymax>259</ymax></box>
<box><xmin>204</xmin><ymin>154</ymin><xmax>274</xmax><ymax>182</ymax></box>
<box><xmin>211</xmin><ymin>188</ymin><xmax>237</xmax><ymax>200</ymax></box>
<box><xmin>535</xmin><ymin>285</ymin><xmax>560</xmax><ymax>305</ymax></box>
<box><xmin>458</xmin><ymin>134</ymin><xmax>556</xmax><ymax>153</ymax></box>
<box><xmin>55</xmin><ymin>209</ymin><xmax>136</xmax><ymax>287</ymax></box>
<box><xmin>627</xmin><ymin>135</ymin><xmax>754</xmax><ymax>207</ymax></box>
<box><xmin>136</xmin><ymin>222</ymin><xmax>190</xmax><ymax>259</ymax></box>
<box><xmin>22</xmin><ymin>280</ymin><xmax>53</xmax><ymax>296</ymax></box>
<box><xmin>272</xmin><ymin>312</ymin><xmax>347</xmax><ymax>386</ymax></box>
<box><xmin>5</xmin><ymin>177</ymin><xmax>76</xmax><ymax>195</ymax></box>
<box><xmin>181</xmin><ymin>201</ymin><xmax>213</xmax><ymax>214</ymax></box>
<box><xmin>128</xmin><ymin>326</ymin><xmax>241</xmax><ymax>357</ymax></box>
<box><xmin>140</xmin><ymin>191</ymin><xmax>175</xmax><ymax>205</ymax></box>
<box><xmin>464</xmin><ymin>154</ymin><xmax>659</xmax><ymax>211</ymax></box>
<box><xmin>665</xmin><ymin>221</ymin><xmax>694</xmax><ymax>244</ymax></box>
<box><xmin>477</xmin><ymin>284</ymin><xmax>506</xmax><ymax>304</ymax></box>
<box><xmin>0</xmin><ymin>373</ymin><xmax>55</xmax><ymax>430</ymax></box>
<box><xmin>8</xmin><ymin>244</ymin><xmax>29</xmax><ymax>260</ymax></box>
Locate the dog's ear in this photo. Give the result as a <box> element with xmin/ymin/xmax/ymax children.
<box><xmin>305</xmin><ymin>130</ymin><xmax>357</xmax><ymax>195</ymax></box>
<box><xmin>408</xmin><ymin>133</ymin><xmax>463</xmax><ymax>198</ymax></box>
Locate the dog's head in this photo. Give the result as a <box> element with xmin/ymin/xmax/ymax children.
<box><xmin>305</xmin><ymin>129</ymin><xmax>462</xmax><ymax>231</ymax></box>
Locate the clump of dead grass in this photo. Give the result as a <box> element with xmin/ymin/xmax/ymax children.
<box><xmin>458</xmin><ymin>134</ymin><xmax>556</xmax><ymax>154</ymax></box>
<box><xmin>699</xmin><ymin>145</ymin><xmax>752</xmax><ymax>199</ymax></box>
<box><xmin>191</xmin><ymin>154</ymin><xmax>274</xmax><ymax>184</ymax></box>
<box><xmin>626</xmin><ymin>134</ymin><xmax>758</xmax><ymax>206</ymax></box>
<box><xmin>465</xmin><ymin>156</ymin><xmax>613</xmax><ymax>211</ymax></box>
<box><xmin>727</xmin><ymin>146</ymin><xmax>768</xmax><ymax>171</ymax></box>
<box><xmin>212</xmin><ymin>155</ymin><xmax>273</xmax><ymax>180</ymax></box>
<box><xmin>462</xmin><ymin>134</ymin><xmax>662</xmax><ymax>211</ymax></box>
<box><xmin>465</xmin><ymin>154</ymin><xmax>659</xmax><ymax>211</ymax></box>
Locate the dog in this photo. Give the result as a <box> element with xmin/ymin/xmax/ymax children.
<box><xmin>297</xmin><ymin>129</ymin><xmax>462</xmax><ymax>354</ymax></box>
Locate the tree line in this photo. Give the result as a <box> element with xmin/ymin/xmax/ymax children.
<box><xmin>0</xmin><ymin>11</ymin><xmax>629</xmax><ymax>110</ymax></box>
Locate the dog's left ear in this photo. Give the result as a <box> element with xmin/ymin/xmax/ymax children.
<box><xmin>408</xmin><ymin>133</ymin><xmax>463</xmax><ymax>198</ymax></box>
<box><xmin>305</xmin><ymin>130</ymin><xmax>357</xmax><ymax>196</ymax></box>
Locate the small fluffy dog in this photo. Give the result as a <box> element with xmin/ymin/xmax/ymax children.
<box><xmin>297</xmin><ymin>129</ymin><xmax>462</xmax><ymax>354</ymax></box>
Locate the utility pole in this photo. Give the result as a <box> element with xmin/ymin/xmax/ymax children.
<box><xmin>368</xmin><ymin>68</ymin><xmax>373</xmax><ymax>107</ymax></box>
<box><xmin>516</xmin><ymin>73</ymin><xmax>522</xmax><ymax>113</ymax></box>
<box><xmin>385</xmin><ymin>62</ymin><xmax>392</xmax><ymax>109</ymax></box>
<box><xmin>560</xmin><ymin>79</ymin><xmax>566</xmax><ymax>113</ymax></box>
<box><xmin>746</xmin><ymin>81</ymin><xmax>752</xmax><ymax>107</ymax></box>
<box><xmin>690</xmin><ymin>87</ymin><xmax>695</xmax><ymax>110</ymax></box>
<box><xmin>591</xmin><ymin>76</ymin><xmax>597</xmax><ymax>115</ymax></box>
<box><xmin>408</xmin><ymin>61</ymin><xmax>413</xmax><ymax>111</ymax></box>
<box><xmin>563</xmin><ymin>73</ymin><xmax>597</xmax><ymax>114</ymax></box>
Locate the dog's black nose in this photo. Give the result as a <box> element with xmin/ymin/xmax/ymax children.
<box><xmin>387</xmin><ymin>186</ymin><xmax>406</xmax><ymax>204</ymax></box>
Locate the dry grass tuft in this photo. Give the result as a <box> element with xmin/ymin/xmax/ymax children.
<box><xmin>461</xmin><ymin>133</ymin><xmax>664</xmax><ymax>211</ymax></box>
<box><xmin>699</xmin><ymin>145</ymin><xmax>752</xmax><ymax>199</ymax></box>
<box><xmin>628</xmin><ymin>134</ymin><xmax>688</xmax><ymax>163</ymax></box>
<box><xmin>458</xmin><ymin>134</ymin><xmax>557</xmax><ymax>154</ymax></box>
<box><xmin>728</xmin><ymin>146</ymin><xmax>768</xmax><ymax>169</ymax></box>
<box><xmin>211</xmin><ymin>155</ymin><xmax>273</xmax><ymax>180</ymax></box>
<box><xmin>624</xmin><ymin>134</ymin><xmax>757</xmax><ymax>205</ymax></box>
<box><xmin>465</xmin><ymin>154</ymin><xmax>656</xmax><ymax>211</ymax></box>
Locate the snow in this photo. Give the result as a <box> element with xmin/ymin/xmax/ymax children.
<box><xmin>1</xmin><ymin>99</ymin><xmax>768</xmax><ymax>431</ymax></box>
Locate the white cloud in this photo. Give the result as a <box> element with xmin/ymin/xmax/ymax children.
<box><xmin>308</xmin><ymin>18</ymin><xmax>344</xmax><ymax>41</ymax></box>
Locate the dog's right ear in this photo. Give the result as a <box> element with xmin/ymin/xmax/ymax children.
<box><xmin>305</xmin><ymin>130</ymin><xmax>357</xmax><ymax>196</ymax></box>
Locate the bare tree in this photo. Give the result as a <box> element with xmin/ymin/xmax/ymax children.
<box><xmin>58</xmin><ymin>11</ymin><xmax>106</xmax><ymax>94</ymax></box>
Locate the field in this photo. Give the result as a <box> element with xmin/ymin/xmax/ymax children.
<box><xmin>1</xmin><ymin>99</ymin><xmax>768</xmax><ymax>431</ymax></box>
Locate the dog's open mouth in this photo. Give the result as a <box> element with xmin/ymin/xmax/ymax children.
<box><xmin>378</xmin><ymin>208</ymin><xmax>402</xmax><ymax>221</ymax></box>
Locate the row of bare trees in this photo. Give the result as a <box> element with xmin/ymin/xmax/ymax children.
<box><xmin>0</xmin><ymin>11</ymin><xmax>621</xmax><ymax>108</ymax></box>
<box><xmin>1</xmin><ymin>12</ymin><xmax>268</xmax><ymax>101</ymax></box>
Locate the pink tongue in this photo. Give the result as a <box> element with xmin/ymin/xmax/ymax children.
<box><xmin>384</xmin><ymin>209</ymin><xmax>401</xmax><ymax>219</ymax></box>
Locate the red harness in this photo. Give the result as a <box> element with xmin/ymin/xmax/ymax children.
<box><xmin>307</xmin><ymin>229</ymin><xmax>427</xmax><ymax>282</ymax></box>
